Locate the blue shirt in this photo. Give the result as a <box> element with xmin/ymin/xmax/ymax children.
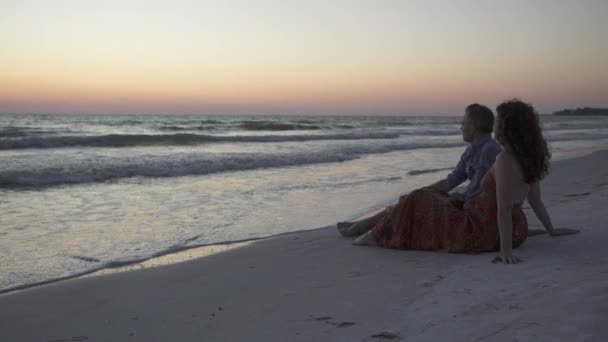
<box><xmin>447</xmin><ymin>134</ymin><xmax>502</xmax><ymax>202</ymax></box>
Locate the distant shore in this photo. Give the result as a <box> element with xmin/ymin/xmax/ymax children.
<box><xmin>553</xmin><ymin>107</ymin><xmax>608</xmax><ymax>116</ymax></box>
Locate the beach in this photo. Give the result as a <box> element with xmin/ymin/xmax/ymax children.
<box><xmin>1</xmin><ymin>150</ymin><xmax>607</xmax><ymax>342</ymax></box>
<box><xmin>3</xmin><ymin>1</ymin><xmax>608</xmax><ymax>340</ymax></box>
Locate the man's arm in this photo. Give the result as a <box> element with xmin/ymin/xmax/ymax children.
<box><xmin>422</xmin><ymin>148</ymin><xmax>470</xmax><ymax>194</ymax></box>
<box><xmin>463</xmin><ymin>142</ymin><xmax>503</xmax><ymax>201</ymax></box>
<box><xmin>445</xmin><ymin>148</ymin><xmax>469</xmax><ymax>191</ymax></box>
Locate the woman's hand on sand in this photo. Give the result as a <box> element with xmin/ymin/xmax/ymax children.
<box><xmin>492</xmin><ymin>252</ymin><xmax>521</xmax><ymax>264</ymax></box>
<box><xmin>527</xmin><ymin>228</ymin><xmax>546</xmax><ymax>236</ymax></box>
<box><xmin>549</xmin><ymin>227</ymin><xmax>580</xmax><ymax>237</ymax></box>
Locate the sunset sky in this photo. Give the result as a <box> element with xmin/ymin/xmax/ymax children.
<box><xmin>1</xmin><ymin>0</ymin><xmax>607</xmax><ymax>115</ymax></box>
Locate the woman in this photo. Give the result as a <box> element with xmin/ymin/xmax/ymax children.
<box><xmin>339</xmin><ymin>99</ymin><xmax>578</xmax><ymax>263</ymax></box>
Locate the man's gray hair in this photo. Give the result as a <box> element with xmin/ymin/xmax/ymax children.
<box><xmin>466</xmin><ymin>103</ymin><xmax>494</xmax><ymax>133</ymax></box>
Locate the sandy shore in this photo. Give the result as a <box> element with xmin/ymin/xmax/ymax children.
<box><xmin>1</xmin><ymin>151</ymin><xmax>607</xmax><ymax>342</ymax></box>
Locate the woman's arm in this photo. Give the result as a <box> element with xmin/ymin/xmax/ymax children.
<box><xmin>526</xmin><ymin>183</ymin><xmax>580</xmax><ymax>236</ymax></box>
<box><xmin>494</xmin><ymin>153</ymin><xmax>520</xmax><ymax>263</ymax></box>
<box><xmin>527</xmin><ymin>182</ymin><xmax>555</xmax><ymax>235</ymax></box>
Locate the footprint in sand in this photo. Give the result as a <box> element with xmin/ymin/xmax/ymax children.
<box><xmin>422</xmin><ymin>274</ymin><xmax>445</xmax><ymax>288</ymax></box>
<box><xmin>331</xmin><ymin>322</ymin><xmax>356</xmax><ymax>328</ymax></box>
<box><xmin>309</xmin><ymin>316</ymin><xmax>356</xmax><ymax>329</ymax></box>
<box><xmin>371</xmin><ymin>331</ymin><xmax>401</xmax><ymax>340</ymax></box>
<box><xmin>565</xmin><ymin>192</ymin><xmax>591</xmax><ymax>197</ymax></box>
<box><xmin>347</xmin><ymin>271</ymin><xmax>363</xmax><ymax>278</ymax></box>
<box><xmin>47</xmin><ymin>337</ymin><xmax>88</xmax><ymax>342</ymax></box>
<box><xmin>559</xmin><ymin>192</ymin><xmax>591</xmax><ymax>202</ymax></box>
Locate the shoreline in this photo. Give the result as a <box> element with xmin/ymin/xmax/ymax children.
<box><xmin>0</xmin><ymin>228</ymin><xmax>336</xmax><ymax>296</ymax></box>
<box><xmin>0</xmin><ymin>148</ymin><xmax>604</xmax><ymax>296</ymax></box>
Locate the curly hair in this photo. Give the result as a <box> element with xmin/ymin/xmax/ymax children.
<box><xmin>495</xmin><ymin>99</ymin><xmax>551</xmax><ymax>184</ymax></box>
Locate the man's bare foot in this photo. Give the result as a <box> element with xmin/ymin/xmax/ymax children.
<box><xmin>353</xmin><ymin>231</ymin><xmax>377</xmax><ymax>246</ymax></box>
<box><xmin>337</xmin><ymin>221</ymin><xmax>355</xmax><ymax>237</ymax></box>
<box><xmin>337</xmin><ymin>221</ymin><xmax>353</xmax><ymax>229</ymax></box>
<box><xmin>338</xmin><ymin>221</ymin><xmax>372</xmax><ymax>237</ymax></box>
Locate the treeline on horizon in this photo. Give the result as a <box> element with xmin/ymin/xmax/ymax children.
<box><xmin>553</xmin><ymin>107</ymin><xmax>608</xmax><ymax>116</ymax></box>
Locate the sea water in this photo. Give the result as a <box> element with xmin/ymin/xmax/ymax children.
<box><xmin>2</xmin><ymin>114</ymin><xmax>608</xmax><ymax>292</ymax></box>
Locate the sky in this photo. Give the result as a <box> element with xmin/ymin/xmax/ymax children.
<box><xmin>1</xmin><ymin>0</ymin><xmax>607</xmax><ymax>116</ymax></box>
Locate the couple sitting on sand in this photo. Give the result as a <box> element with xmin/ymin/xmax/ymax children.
<box><xmin>337</xmin><ymin>99</ymin><xmax>579</xmax><ymax>264</ymax></box>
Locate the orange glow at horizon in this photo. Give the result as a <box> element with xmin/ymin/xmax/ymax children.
<box><xmin>1</xmin><ymin>1</ymin><xmax>607</xmax><ymax>115</ymax></box>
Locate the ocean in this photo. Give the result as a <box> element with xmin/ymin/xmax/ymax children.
<box><xmin>2</xmin><ymin>113</ymin><xmax>608</xmax><ymax>292</ymax></box>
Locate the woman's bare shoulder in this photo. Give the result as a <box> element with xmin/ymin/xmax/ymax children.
<box><xmin>495</xmin><ymin>151</ymin><xmax>518</xmax><ymax>169</ymax></box>
<box><xmin>495</xmin><ymin>151</ymin><xmax>526</xmax><ymax>183</ymax></box>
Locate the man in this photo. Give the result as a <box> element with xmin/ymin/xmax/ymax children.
<box><xmin>423</xmin><ymin>103</ymin><xmax>502</xmax><ymax>208</ymax></box>
<box><xmin>337</xmin><ymin>103</ymin><xmax>502</xmax><ymax>236</ymax></box>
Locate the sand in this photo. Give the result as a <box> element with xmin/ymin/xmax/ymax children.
<box><xmin>1</xmin><ymin>150</ymin><xmax>607</xmax><ymax>342</ymax></box>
